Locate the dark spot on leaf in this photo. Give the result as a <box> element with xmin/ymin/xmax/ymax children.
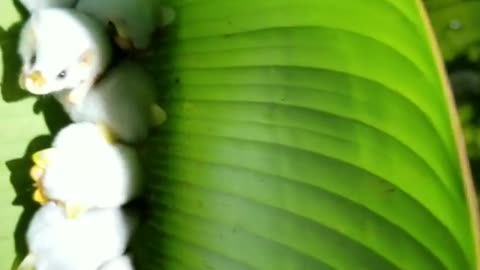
<box><xmin>385</xmin><ymin>187</ymin><xmax>396</xmax><ymax>193</ymax></box>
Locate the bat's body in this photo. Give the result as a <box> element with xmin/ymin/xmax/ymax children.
<box><xmin>18</xmin><ymin>202</ymin><xmax>137</xmax><ymax>270</ymax></box>
<box><xmin>31</xmin><ymin>123</ymin><xmax>143</xmax><ymax>218</ymax></box>
<box><xmin>54</xmin><ymin>61</ymin><xmax>165</xmax><ymax>144</ymax></box>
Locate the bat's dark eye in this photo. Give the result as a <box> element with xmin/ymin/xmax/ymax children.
<box><xmin>57</xmin><ymin>70</ymin><xmax>67</xmax><ymax>79</ymax></box>
<box><xmin>30</xmin><ymin>54</ymin><xmax>36</xmax><ymax>66</ymax></box>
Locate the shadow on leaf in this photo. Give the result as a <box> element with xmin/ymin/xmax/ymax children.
<box><xmin>0</xmin><ymin>23</ymin><xmax>29</xmax><ymax>103</ymax></box>
<box><xmin>6</xmin><ymin>135</ymin><xmax>52</xmax><ymax>270</ymax></box>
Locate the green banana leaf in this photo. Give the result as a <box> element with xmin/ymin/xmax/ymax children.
<box><xmin>425</xmin><ymin>0</ymin><xmax>480</xmax><ymax>62</ymax></box>
<box><xmin>0</xmin><ymin>0</ymin><xmax>479</xmax><ymax>269</ymax></box>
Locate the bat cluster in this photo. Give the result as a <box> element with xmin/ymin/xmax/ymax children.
<box><xmin>15</xmin><ymin>0</ymin><xmax>174</xmax><ymax>269</ymax></box>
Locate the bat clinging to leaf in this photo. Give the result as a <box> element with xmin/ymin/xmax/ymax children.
<box><xmin>54</xmin><ymin>60</ymin><xmax>166</xmax><ymax>144</ymax></box>
<box><xmin>18</xmin><ymin>202</ymin><xmax>138</xmax><ymax>270</ymax></box>
<box><xmin>30</xmin><ymin>123</ymin><xmax>143</xmax><ymax>219</ymax></box>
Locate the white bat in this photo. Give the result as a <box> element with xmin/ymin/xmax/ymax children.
<box><xmin>53</xmin><ymin>60</ymin><xmax>166</xmax><ymax>144</ymax></box>
<box><xmin>17</xmin><ymin>8</ymin><xmax>112</xmax><ymax>104</ymax></box>
<box><xmin>30</xmin><ymin>122</ymin><xmax>143</xmax><ymax>219</ymax></box>
<box><xmin>18</xmin><ymin>202</ymin><xmax>138</xmax><ymax>270</ymax></box>
<box><xmin>76</xmin><ymin>0</ymin><xmax>175</xmax><ymax>50</ymax></box>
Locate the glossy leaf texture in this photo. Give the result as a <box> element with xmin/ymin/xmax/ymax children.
<box><xmin>135</xmin><ymin>0</ymin><xmax>479</xmax><ymax>269</ymax></box>
<box><xmin>425</xmin><ymin>0</ymin><xmax>480</xmax><ymax>61</ymax></box>
<box><xmin>0</xmin><ymin>0</ymin><xmax>478</xmax><ymax>270</ymax></box>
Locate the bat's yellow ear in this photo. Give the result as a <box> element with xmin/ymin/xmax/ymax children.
<box><xmin>79</xmin><ymin>49</ymin><xmax>96</xmax><ymax>66</ymax></box>
<box><xmin>33</xmin><ymin>188</ymin><xmax>49</xmax><ymax>205</ymax></box>
<box><xmin>109</xmin><ymin>20</ymin><xmax>135</xmax><ymax>50</ymax></box>
<box><xmin>32</xmin><ymin>148</ymin><xmax>57</xmax><ymax>168</ymax></box>
<box><xmin>30</xmin><ymin>165</ymin><xmax>44</xmax><ymax>182</ymax></box>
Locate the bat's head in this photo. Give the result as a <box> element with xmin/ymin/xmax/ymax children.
<box><xmin>18</xmin><ymin>8</ymin><xmax>112</xmax><ymax>95</ymax></box>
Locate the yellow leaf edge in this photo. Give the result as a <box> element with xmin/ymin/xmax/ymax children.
<box><xmin>416</xmin><ymin>0</ymin><xmax>480</xmax><ymax>268</ymax></box>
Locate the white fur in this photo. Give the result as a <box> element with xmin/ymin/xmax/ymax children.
<box><xmin>54</xmin><ymin>61</ymin><xmax>157</xmax><ymax>143</ymax></box>
<box><xmin>17</xmin><ymin>8</ymin><xmax>112</xmax><ymax>95</ymax></box>
<box><xmin>19</xmin><ymin>0</ymin><xmax>76</xmax><ymax>13</ymax></box>
<box><xmin>41</xmin><ymin>123</ymin><xmax>143</xmax><ymax>208</ymax></box>
<box><xmin>24</xmin><ymin>202</ymin><xmax>138</xmax><ymax>270</ymax></box>
<box><xmin>76</xmin><ymin>0</ymin><xmax>174</xmax><ymax>49</ymax></box>
<box><xmin>99</xmin><ymin>255</ymin><xmax>135</xmax><ymax>270</ymax></box>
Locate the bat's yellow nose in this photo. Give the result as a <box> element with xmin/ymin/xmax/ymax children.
<box><xmin>24</xmin><ymin>71</ymin><xmax>47</xmax><ymax>94</ymax></box>
<box><xmin>28</xmin><ymin>71</ymin><xmax>46</xmax><ymax>86</ymax></box>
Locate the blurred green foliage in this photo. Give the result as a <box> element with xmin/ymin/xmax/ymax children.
<box><xmin>426</xmin><ymin>0</ymin><xmax>480</xmax><ymax>185</ymax></box>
